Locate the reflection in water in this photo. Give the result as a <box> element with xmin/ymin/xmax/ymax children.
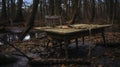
<box><xmin>0</xmin><ymin>56</ymin><xmax>29</xmax><ymax>67</ymax></box>
<box><xmin>23</xmin><ymin>35</ymin><xmax>31</xmax><ymax>41</ymax></box>
<box><xmin>0</xmin><ymin>32</ymin><xmax>43</xmax><ymax>45</ymax></box>
<box><xmin>0</xmin><ymin>42</ymin><xmax>3</xmax><ymax>45</ymax></box>
<box><xmin>0</xmin><ymin>33</ymin><xmax>33</xmax><ymax>45</ymax></box>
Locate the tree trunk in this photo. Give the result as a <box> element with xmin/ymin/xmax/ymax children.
<box><xmin>68</xmin><ymin>0</ymin><xmax>80</xmax><ymax>24</ymax></box>
<box><xmin>0</xmin><ymin>0</ymin><xmax>9</xmax><ymax>21</ymax></box>
<box><xmin>14</xmin><ymin>0</ymin><xmax>24</xmax><ymax>22</ymax></box>
<box><xmin>114</xmin><ymin>0</ymin><xmax>118</xmax><ymax>20</ymax></box>
<box><xmin>109</xmin><ymin>0</ymin><xmax>114</xmax><ymax>20</ymax></box>
<box><xmin>97</xmin><ymin>0</ymin><xmax>103</xmax><ymax>18</ymax></box>
<box><xmin>55</xmin><ymin>0</ymin><xmax>61</xmax><ymax>15</ymax></box>
<box><xmin>83</xmin><ymin>0</ymin><xmax>89</xmax><ymax>19</ymax></box>
<box><xmin>49</xmin><ymin>0</ymin><xmax>54</xmax><ymax>15</ymax></box>
<box><xmin>10</xmin><ymin>0</ymin><xmax>16</xmax><ymax>20</ymax></box>
<box><xmin>6</xmin><ymin>0</ymin><xmax>10</xmax><ymax>19</ymax></box>
<box><xmin>105</xmin><ymin>0</ymin><xmax>113</xmax><ymax>21</ymax></box>
<box><xmin>90</xmin><ymin>0</ymin><xmax>95</xmax><ymax>22</ymax></box>
<box><xmin>20</xmin><ymin>0</ymin><xmax>39</xmax><ymax>41</ymax></box>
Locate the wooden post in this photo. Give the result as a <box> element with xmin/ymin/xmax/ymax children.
<box><xmin>64</xmin><ymin>40</ymin><xmax>69</xmax><ymax>59</ymax></box>
<box><xmin>102</xmin><ymin>29</ymin><xmax>106</xmax><ymax>44</ymax></box>
<box><xmin>82</xmin><ymin>36</ymin><xmax>85</xmax><ymax>45</ymax></box>
<box><xmin>75</xmin><ymin>38</ymin><xmax>79</xmax><ymax>49</ymax></box>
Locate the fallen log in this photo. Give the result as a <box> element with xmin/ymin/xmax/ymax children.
<box><xmin>29</xmin><ymin>58</ymin><xmax>91</xmax><ymax>65</ymax></box>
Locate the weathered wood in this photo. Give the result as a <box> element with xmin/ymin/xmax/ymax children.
<box><xmin>34</xmin><ymin>24</ymin><xmax>111</xmax><ymax>58</ymax></box>
<box><xmin>30</xmin><ymin>58</ymin><xmax>91</xmax><ymax>65</ymax></box>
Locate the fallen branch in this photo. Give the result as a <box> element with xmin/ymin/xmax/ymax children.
<box><xmin>0</xmin><ymin>38</ymin><xmax>32</xmax><ymax>60</ymax></box>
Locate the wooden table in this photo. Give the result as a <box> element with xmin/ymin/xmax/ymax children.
<box><xmin>34</xmin><ymin>24</ymin><xmax>111</xmax><ymax>58</ymax></box>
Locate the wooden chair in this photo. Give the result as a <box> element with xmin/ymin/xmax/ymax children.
<box><xmin>44</xmin><ymin>15</ymin><xmax>63</xmax><ymax>49</ymax></box>
<box><xmin>45</xmin><ymin>15</ymin><xmax>62</xmax><ymax>27</ymax></box>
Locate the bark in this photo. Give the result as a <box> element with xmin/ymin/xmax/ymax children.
<box><xmin>68</xmin><ymin>0</ymin><xmax>80</xmax><ymax>24</ymax></box>
<box><xmin>97</xmin><ymin>0</ymin><xmax>102</xmax><ymax>18</ymax></box>
<box><xmin>49</xmin><ymin>0</ymin><xmax>55</xmax><ymax>15</ymax></box>
<box><xmin>90</xmin><ymin>0</ymin><xmax>95</xmax><ymax>22</ymax></box>
<box><xmin>55</xmin><ymin>0</ymin><xmax>61</xmax><ymax>15</ymax></box>
<box><xmin>10</xmin><ymin>0</ymin><xmax>16</xmax><ymax>20</ymax></box>
<box><xmin>109</xmin><ymin>0</ymin><xmax>114</xmax><ymax>20</ymax></box>
<box><xmin>14</xmin><ymin>0</ymin><xmax>24</xmax><ymax>22</ymax></box>
<box><xmin>61</xmin><ymin>0</ymin><xmax>69</xmax><ymax>22</ymax></box>
<box><xmin>83</xmin><ymin>0</ymin><xmax>89</xmax><ymax>19</ymax></box>
<box><xmin>6</xmin><ymin>0</ymin><xmax>10</xmax><ymax>18</ymax></box>
<box><xmin>105</xmin><ymin>0</ymin><xmax>114</xmax><ymax>21</ymax></box>
<box><xmin>0</xmin><ymin>0</ymin><xmax>8</xmax><ymax>20</ymax></box>
<box><xmin>114</xmin><ymin>0</ymin><xmax>118</xmax><ymax>19</ymax></box>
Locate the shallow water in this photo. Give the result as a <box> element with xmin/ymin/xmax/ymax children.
<box><xmin>0</xmin><ymin>56</ymin><xmax>28</xmax><ymax>67</ymax></box>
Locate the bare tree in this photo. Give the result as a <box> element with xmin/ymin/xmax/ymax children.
<box><xmin>10</xmin><ymin>0</ymin><xmax>16</xmax><ymax>20</ymax></box>
<box><xmin>20</xmin><ymin>0</ymin><xmax>39</xmax><ymax>41</ymax></box>
<box><xmin>90</xmin><ymin>0</ymin><xmax>95</xmax><ymax>22</ymax></box>
<box><xmin>49</xmin><ymin>0</ymin><xmax>54</xmax><ymax>15</ymax></box>
<box><xmin>0</xmin><ymin>0</ymin><xmax>9</xmax><ymax>21</ymax></box>
<box><xmin>14</xmin><ymin>0</ymin><xmax>24</xmax><ymax>22</ymax></box>
<box><xmin>68</xmin><ymin>0</ymin><xmax>80</xmax><ymax>24</ymax></box>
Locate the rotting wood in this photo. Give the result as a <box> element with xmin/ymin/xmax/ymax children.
<box><xmin>29</xmin><ymin>58</ymin><xmax>91</xmax><ymax>65</ymax></box>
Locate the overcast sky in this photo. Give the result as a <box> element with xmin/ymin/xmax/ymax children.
<box><xmin>23</xmin><ymin>0</ymin><xmax>33</xmax><ymax>6</ymax></box>
<box><xmin>24</xmin><ymin>0</ymin><xmax>32</xmax><ymax>2</ymax></box>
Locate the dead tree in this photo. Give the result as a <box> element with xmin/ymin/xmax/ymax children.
<box><xmin>0</xmin><ymin>0</ymin><xmax>9</xmax><ymax>25</ymax></box>
<box><xmin>14</xmin><ymin>0</ymin><xmax>24</xmax><ymax>22</ymax></box>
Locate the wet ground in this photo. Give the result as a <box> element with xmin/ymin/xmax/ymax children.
<box><xmin>0</xmin><ymin>32</ymin><xmax>120</xmax><ymax>67</ymax></box>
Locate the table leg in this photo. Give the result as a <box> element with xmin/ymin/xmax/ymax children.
<box><xmin>60</xmin><ymin>42</ymin><xmax>63</xmax><ymax>50</ymax></box>
<box><xmin>46</xmin><ymin>39</ymin><xmax>50</xmax><ymax>48</ymax></box>
<box><xmin>82</xmin><ymin>36</ymin><xmax>85</xmax><ymax>45</ymax></box>
<box><xmin>64</xmin><ymin>40</ymin><xmax>69</xmax><ymax>59</ymax></box>
<box><xmin>75</xmin><ymin>38</ymin><xmax>79</xmax><ymax>49</ymax></box>
<box><xmin>101</xmin><ymin>30</ymin><xmax>106</xmax><ymax>46</ymax></box>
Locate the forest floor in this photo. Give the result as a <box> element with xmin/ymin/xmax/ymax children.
<box><xmin>0</xmin><ymin>23</ymin><xmax>120</xmax><ymax>67</ymax></box>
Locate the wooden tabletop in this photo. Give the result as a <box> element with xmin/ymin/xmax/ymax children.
<box><xmin>34</xmin><ymin>24</ymin><xmax>111</xmax><ymax>34</ymax></box>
